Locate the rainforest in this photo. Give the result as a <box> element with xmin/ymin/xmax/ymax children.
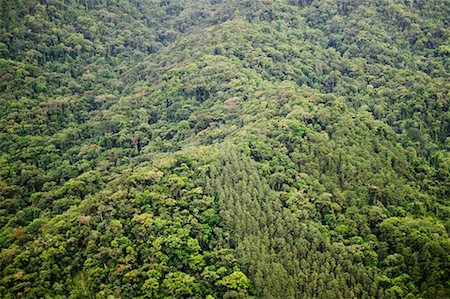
<box><xmin>0</xmin><ymin>0</ymin><xmax>449</xmax><ymax>298</ymax></box>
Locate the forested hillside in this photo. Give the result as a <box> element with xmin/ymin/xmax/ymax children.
<box><xmin>0</xmin><ymin>0</ymin><xmax>449</xmax><ymax>298</ymax></box>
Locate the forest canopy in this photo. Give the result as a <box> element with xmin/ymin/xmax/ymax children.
<box><xmin>0</xmin><ymin>0</ymin><xmax>449</xmax><ymax>298</ymax></box>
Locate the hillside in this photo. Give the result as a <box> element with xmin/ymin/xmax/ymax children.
<box><xmin>0</xmin><ymin>0</ymin><xmax>449</xmax><ymax>298</ymax></box>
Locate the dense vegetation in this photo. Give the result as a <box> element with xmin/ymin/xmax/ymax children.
<box><xmin>0</xmin><ymin>0</ymin><xmax>449</xmax><ymax>298</ymax></box>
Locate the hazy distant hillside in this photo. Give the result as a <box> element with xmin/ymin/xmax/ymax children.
<box><xmin>0</xmin><ymin>0</ymin><xmax>449</xmax><ymax>298</ymax></box>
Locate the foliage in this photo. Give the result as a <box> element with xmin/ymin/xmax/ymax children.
<box><xmin>0</xmin><ymin>0</ymin><xmax>449</xmax><ymax>298</ymax></box>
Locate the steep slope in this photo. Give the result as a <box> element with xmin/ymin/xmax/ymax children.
<box><xmin>0</xmin><ymin>0</ymin><xmax>449</xmax><ymax>298</ymax></box>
